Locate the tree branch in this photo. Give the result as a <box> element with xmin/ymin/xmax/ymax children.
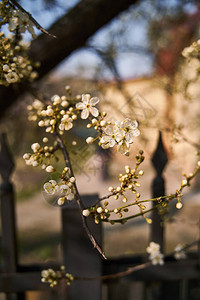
<box><xmin>0</xmin><ymin>0</ymin><xmax>140</xmax><ymax>118</ymax></box>
<box><xmin>8</xmin><ymin>0</ymin><xmax>56</xmax><ymax>38</ymax></box>
<box><xmin>54</xmin><ymin>131</ymin><xmax>107</xmax><ymax>259</ymax></box>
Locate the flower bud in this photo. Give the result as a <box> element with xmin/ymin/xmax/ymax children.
<box><xmin>82</xmin><ymin>209</ymin><xmax>90</xmax><ymax>217</ymax></box>
<box><xmin>46</xmin><ymin>165</ymin><xmax>54</xmax><ymax>173</ymax></box>
<box><xmin>97</xmin><ymin>207</ymin><xmax>103</xmax><ymax>214</ymax></box>
<box><xmin>86</xmin><ymin>137</ymin><xmax>94</xmax><ymax>144</ymax></box>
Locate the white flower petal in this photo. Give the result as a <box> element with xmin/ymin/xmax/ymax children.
<box><xmin>90</xmin><ymin>97</ymin><xmax>99</xmax><ymax>106</ymax></box>
<box><xmin>66</xmin><ymin>193</ymin><xmax>74</xmax><ymax>201</ymax></box>
<box><xmin>81</xmin><ymin>109</ymin><xmax>89</xmax><ymax>119</ymax></box>
<box><xmin>76</xmin><ymin>102</ymin><xmax>86</xmax><ymax>110</ymax></box>
<box><xmin>82</xmin><ymin>94</ymin><xmax>90</xmax><ymax>104</ymax></box>
<box><xmin>132</xmin><ymin>129</ymin><xmax>140</xmax><ymax>137</ymax></box>
<box><xmin>101</xmin><ymin>143</ymin><xmax>110</xmax><ymax>149</ymax></box>
<box><xmin>125</xmin><ymin>132</ymin><xmax>134</xmax><ymax>144</ymax></box>
<box><xmin>117</xmin><ymin>141</ymin><xmax>130</xmax><ymax>154</ymax></box>
<box><xmin>109</xmin><ymin>139</ymin><xmax>116</xmax><ymax>147</ymax></box>
<box><xmin>65</xmin><ymin>122</ymin><xmax>73</xmax><ymax>131</ymax></box>
<box><xmin>129</xmin><ymin>120</ymin><xmax>138</xmax><ymax>130</ymax></box>
<box><xmin>100</xmin><ymin>135</ymin><xmax>111</xmax><ymax>144</ymax></box>
<box><xmin>104</xmin><ymin>125</ymin><xmax>113</xmax><ymax>135</ymax></box>
<box><xmin>90</xmin><ymin>107</ymin><xmax>99</xmax><ymax>117</ymax></box>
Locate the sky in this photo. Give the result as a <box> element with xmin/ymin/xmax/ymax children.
<box><xmin>18</xmin><ymin>0</ymin><xmax>153</xmax><ymax>80</ymax></box>
<box><xmin>20</xmin><ymin>0</ymin><xmax>198</xmax><ymax>80</ymax></box>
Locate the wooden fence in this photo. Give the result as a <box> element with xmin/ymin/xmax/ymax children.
<box><xmin>0</xmin><ymin>132</ymin><xmax>199</xmax><ymax>300</ymax></box>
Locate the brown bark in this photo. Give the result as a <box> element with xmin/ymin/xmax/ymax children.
<box><xmin>0</xmin><ymin>0</ymin><xmax>139</xmax><ymax>118</ymax></box>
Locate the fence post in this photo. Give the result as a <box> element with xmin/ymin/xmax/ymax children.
<box><xmin>146</xmin><ymin>132</ymin><xmax>168</xmax><ymax>300</ymax></box>
<box><xmin>0</xmin><ymin>133</ymin><xmax>25</xmax><ymax>300</ymax></box>
<box><xmin>61</xmin><ymin>194</ymin><xmax>102</xmax><ymax>300</ymax></box>
<box><xmin>150</xmin><ymin>131</ymin><xmax>168</xmax><ymax>251</ymax></box>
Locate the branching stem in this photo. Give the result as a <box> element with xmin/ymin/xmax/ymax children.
<box><xmin>54</xmin><ymin>131</ymin><xmax>107</xmax><ymax>259</ymax></box>
<box><xmin>8</xmin><ymin>0</ymin><xmax>56</xmax><ymax>38</ymax></box>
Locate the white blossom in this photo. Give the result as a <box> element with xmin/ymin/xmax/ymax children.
<box><xmin>146</xmin><ymin>242</ymin><xmax>160</xmax><ymax>255</ymax></box>
<box><xmin>86</xmin><ymin>137</ymin><xmax>94</xmax><ymax>144</ymax></box>
<box><xmin>76</xmin><ymin>94</ymin><xmax>99</xmax><ymax>119</ymax></box>
<box><xmin>3</xmin><ymin>64</ymin><xmax>10</xmax><ymax>72</ymax></box>
<box><xmin>61</xmin><ymin>100</ymin><xmax>69</xmax><ymax>107</ymax></box>
<box><xmin>59</xmin><ymin>182</ymin><xmax>75</xmax><ymax>201</ymax></box>
<box><xmin>146</xmin><ymin>242</ymin><xmax>164</xmax><ymax>265</ymax></box>
<box><xmin>45</xmin><ymin>165</ymin><xmax>54</xmax><ymax>173</ymax></box>
<box><xmin>69</xmin><ymin>177</ymin><xmax>75</xmax><ymax>183</ymax></box>
<box><xmin>23</xmin><ymin>153</ymin><xmax>31</xmax><ymax>160</ymax></box>
<box><xmin>32</xmin><ymin>161</ymin><xmax>39</xmax><ymax>167</ymax></box>
<box><xmin>151</xmin><ymin>252</ymin><xmax>164</xmax><ymax>265</ymax></box>
<box><xmin>51</xmin><ymin>95</ymin><xmax>61</xmax><ymax>105</ymax></box>
<box><xmin>176</xmin><ymin>202</ymin><xmax>183</xmax><ymax>209</ymax></box>
<box><xmin>43</xmin><ymin>180</ymin><xmax>59</xmax><ymax>194</ymax></box>
<box><xmin>5</xmin><ymin>72</ymin><xmax>19</xmax><ymax>83</ymax></box>
<box><xmin>118</xmin><ymin>118</ymin><xmax>140</xmax><ymax>144</ymax></box>
<box><xmin>97</xmin><ymin>207</ymin><xmax>103</xmax><ymax>213</ymax></box>
<box><xmin>174</xmin><ymin>244</ymin><xmax>186</xmax><ymax>260</ymax></box>
<box><xmin>100</xmin><ymin>118</ymin><xmax>140</xmax><ymax>154</ymax></box>
<box><xmin>100</xmin><ymin>124</ymin><xmax>123</xmax><ymax>148</ymax></box>
<box><xmin>46</xmin><ymin>108</ymin><xmax>54</xmax><ymax>117</ymax></box>
<box><xmin>82</xmin><ymin>209</ymin><xmax>90</xmax><ymax>217</ymax></box>
<box><xmin>57</xmin><ymin>197</ymin><xmax>65</xmax><ymax>206</ymax></box>
<box><xmin>38</xmin><ymin>120</ymin><xmax>45</xmax><ymax>127</ymax></box>
<box><xmin>25</xmin><ymin>156</ymin><xmax>34</xmax><ymax>166</ymax></box>
<box><xmin>32</xmin><ymin>99</ymin><xmax>43</xmax><ymax>110</ymax></box>
<box><xmin>9</xmin><ymin>9</ymin><xmax>36</xmax><ymax>38</ymax></box>
<box><xmin>59</xmin><ymin>115</ymin><xmax>73</xmax><ymax>131</ymax></box>
<box><xmin>43</xmin><ymin>137</ymin><xmax>48</xmax><ymax>143</ymax></box>
<box><xmin>31</xmin><ymin>142</ymin><xmax>40</xmax><ymax>153</ymax></box>
<box><xmin>66</xmin><ymin>192</ymin><xmax>75</xmax><ymax>201</ymax></box>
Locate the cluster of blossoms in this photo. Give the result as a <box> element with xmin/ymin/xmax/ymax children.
<box><xmin>74</xmin><ymin>93</ymin><xmax>140</xmax><ymax>154</ymax></box>
<box><xmin>182</xmin><ymin>40</ymin><xmax>200</xmax><ymax>59</ymax></box>
<box><xmin>146</xmin><ymin>242</ymin><xmax>164</xmax><ymax>265</ymax></box>
<box><xmin>82</xmin><ymin>152</ymin><xmax>146</xmax><ymax>224</ymax></box>
<box><xmin>0</xmin><ymin>1</ymin><xmax>38</xmax><ymax>85</ymax></box>
<box><xmin>27</xmin><ymin>90</ymin><xmax>140</xmax><ymax>155</ymax></box>
<box><xmin>43</xmin><ymin>175</ymin><xmax>76</xmax><ymax>204</ymax></box>
<box><xmin>23</xmin><ymin>137</ymin><xmax>76</xmax><ymax>205</ymax></box>
<box><xmin>27</xmin><ymin>91</ymin><xmax>78</xmax><ymax>134</ymax></box>
<box><xmin>41</xmin><ymin>266</ymin><xmax>74</xmax><ymax>287</ymax></box>
<box><xmin>99</xmin><ymin>119</ymin><xmax>140</xmax><ymax>155</ymax></box>
<box><xmin>146</xmin><ymin>242</ymin><xmax>187</xmax><ymax>265</ymax></box>
<box><xmin>0</xmin><ymin>0</ymin><xmax>36</xmax><ymax>38</ymax></box>
<box><xmin>24</xmin><ymin>88</ymin><xmax>141</xmax><ymax>221</ymax></box>
<box><xmin>0</xmin><ymin>0</ymin><xmax>12</xmax><ymax>26</ymax></box>
<box><xmin>8</xmin><ymin>8</ymin><xmax>36</xmax><ymax>38</ymax></box>
<box><xmin>23</xmin><ymin>139</ymin><xmax>57</xmax><ymax>173</ymax></box>
<box><xmin>82</xmin><ymin>99</ymin><xmax>140</xmax><ymax>155</ymax></box>
<box><xmin>0</xmin><ymin>32</ymin><xmax>39</xmax><ymax>85</ymax></box>
<box><xmin>107</xmin><ymin>157</ymin><xmax>144</xmax><ymax>203</ymax></box>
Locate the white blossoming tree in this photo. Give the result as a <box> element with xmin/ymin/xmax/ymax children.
<box><xmin>1</xmin><ymin>0</ymin><xmax>200</xmax><ymax>290</ymax></box>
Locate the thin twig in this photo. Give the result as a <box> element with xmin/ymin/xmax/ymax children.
<box><xmin>8</xmin><ymin>0</ymin><xmax>56</xmax><ymax>38</ymax></box>
<box><xmin>73</xmin><ymin>239</ymin><xmax>200</xmax><ymax>281</ymax></box>
<box><xmin>178</xmin><ymin>131</ymin><xmax>200</xmax><ymax>150</ymax></box>
<box><xmin>74</xmin><ymin>262</ymin><xmax>151</xmax><ymax>281</ymax></box>
<box><xmin>54</xmin><ymin>131</ymin><xmax>107</xmax><ymax>259</ymax></box>
<box><xmin>103</xmin><ymin>203</ymin><xmax>162</xmax><ymax>223</ymax></box>
<box><xmin>64</xmin><ymin>238</ymin><xmax>200</xmax><ymax>283</ymax></box>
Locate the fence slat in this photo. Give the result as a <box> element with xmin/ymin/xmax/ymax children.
<box><xmin>0</xmin><ymin>133</ymin><xmax>18</xmax><ymax>273</ymax></box>
<box><xmin>151</xmin><ymin>132</ymin><xmax>168</xmax><ymax>251</ymax></box>
<box><xmin>61</xmin><ymin>194</ymin><xmax>102</xmax><ymax>300</ymax></box>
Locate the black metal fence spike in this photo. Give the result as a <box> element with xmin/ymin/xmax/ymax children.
<box><xmin>151</xmin><ymin>131</ymin><xmax>168</xmax><ymax>176</ymax></box>
<box><xmin>0</xmin><ymin>133</ymin><xmax>15</xmax><ymax>181</ymax></box>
